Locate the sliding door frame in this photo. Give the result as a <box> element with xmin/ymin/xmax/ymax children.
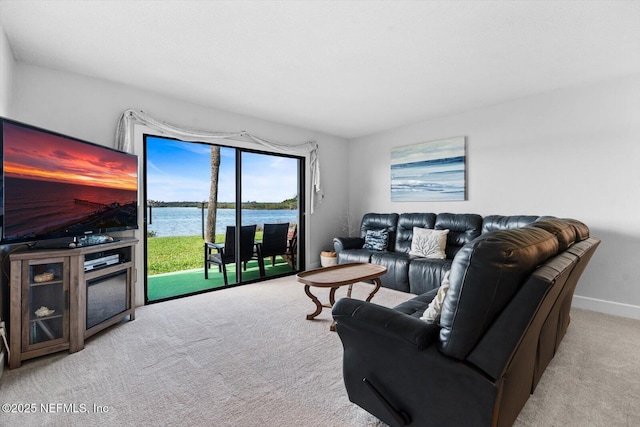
<box><xmin>141</xmin><ymin>133</ymin><xmax>306</xmax><ymax>304</ymax></box>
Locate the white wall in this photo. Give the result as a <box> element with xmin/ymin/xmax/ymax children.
<box><xmin>0</xmin><ymin>23</ymin><xmax>14</xmax><ymax>116</ymax></box>
<box><xmin>12</xmin><ymin>63</ymin><xmax>350</xmax><ymax>304</ymax></box>
<box><xmin>348</xmin><ymin>75</ymin><xmax>640</xmax><ymax>319</ymax></box>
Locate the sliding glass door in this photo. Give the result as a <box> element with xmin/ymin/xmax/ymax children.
<box><xmin>144</xmin><ymin>135</ymin><xmax>303</xmax><ymax>303</ymax></box>
<box><xmin>241</xmin><ymin>151</ymin><xmax>300</xmax><ymax>280</ymax></box>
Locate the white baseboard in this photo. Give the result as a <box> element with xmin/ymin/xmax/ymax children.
<box><xmin>572</xmin><ymin>295</ymin><xmax>640</xmax><ymax>320</ymax></box>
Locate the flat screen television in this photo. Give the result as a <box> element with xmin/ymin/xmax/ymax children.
<box><xmin>0</xmin><ymin>118</ymin><xmax>139</xmax><ymax>245</ymax></box>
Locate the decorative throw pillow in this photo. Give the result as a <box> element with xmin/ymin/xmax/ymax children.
<box><xmin>362</xmin><ymin>229</ymin><xmax>389</xmax><ymax>251</ymax></box>
<box><xmin>421</xmin><ymin>271</ymin><xmax>451</xmax><ymax>324</ymax></box>
<box><xmin>409</xmin><ymin>227</ymin><xmax>449</xmax><ymax>259</ymax></box>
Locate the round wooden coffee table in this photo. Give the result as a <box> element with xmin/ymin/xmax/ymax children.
<box><xmin>296</xmin><ymin>262</ymin><xmax>387</xmax><ymax>331</ymax></box>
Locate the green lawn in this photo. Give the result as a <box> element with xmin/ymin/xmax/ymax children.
<box><xmin>146</xmin><ymin>233</ymin><xmax>264</xmax><ymax>275</ymax></box>
<box><xmin>147</xmin><ymin>259</ymin><xmax>293</xmax><ymax>301</ymax></box>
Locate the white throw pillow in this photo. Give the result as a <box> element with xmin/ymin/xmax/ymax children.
<box><xmin>409</xmin><ymin>227</ymin><xmax>449</xmax><ymax>259</ymax></box>
<box><xmin>421</xmin><ymin>271</ymin><xmax>451</xmax><ymax>324</ymax></box>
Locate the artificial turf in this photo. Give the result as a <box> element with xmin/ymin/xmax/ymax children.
<box><xmin>147</xmin><ymin>258</ymin><xmax>294</xmax><ymax>301</ymax></box>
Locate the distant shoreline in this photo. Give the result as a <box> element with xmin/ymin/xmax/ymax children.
<box><xmin>147</xmin><ymin>198</ymin><xmax>297</xmax><ymax>210</ymax></box>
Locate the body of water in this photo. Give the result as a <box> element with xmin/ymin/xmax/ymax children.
<box><xmin>147</xmin><ymin>207</ymin><xmax>298</xmax><ymax>237</ymax></box>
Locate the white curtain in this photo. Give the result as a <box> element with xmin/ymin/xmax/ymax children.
<box><xmin>115</xmin><ymin>109</ymin><xmax>323</xmax><ymax>212</ymax></box>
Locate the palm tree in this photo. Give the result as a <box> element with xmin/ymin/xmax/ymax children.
<box><xmin>206</xmin><ymin>145</ymin><xmax>220</xmax><ymax>242</ymax></box>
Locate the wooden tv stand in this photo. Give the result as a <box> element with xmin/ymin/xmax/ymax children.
<box><xmin>8</xmin><ymin>237</ymin><xmax>138</xmax><ymax>369</ymax></box>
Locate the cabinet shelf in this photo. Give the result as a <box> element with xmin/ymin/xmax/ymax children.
<box><xmin>29</xmin><ymin>279</ymin><xmax>64</xmax><ymax>287</ymax></box>
<box><xmin>29</xmin><ymin>313</ymin><xmax>62</xmax><ymax>322</ymax></box>
<box><xmin>84</xmin><ymin>261</ymin><xmax>133</xmax><ymax>280</ymax></box>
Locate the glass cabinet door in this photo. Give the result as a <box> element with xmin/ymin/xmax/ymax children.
<box><xmin>25</xmin><ymin>259</ymin><xmax>69</xmax><ymax>349</ymax></box>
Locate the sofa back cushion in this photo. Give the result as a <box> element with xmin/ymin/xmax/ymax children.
<box><xmin>395</xmin><ymin>213</ymin><xmax>437</xmax><ymax>253</ymax></box>
<box><xmin>360</xmin><ymin>213</ymin><xmax>399</xmax><ymax>251</ymax></box>
<box><xmin>435</xmin><ymin>213</ymin><xmax>483</xmax><ymax>258</ymax></box>
<box><xmin>481</xmin><ymin>215</ymin><xmax>540</xmax><ymax>234</ymax></box>
<box><xmin>438</xmin><ymin>227</ymin><xmax>559</xmax><ymax>359</ymax></box>
<box><xmin>560</xmin><ymin>218</ymin><xmax>590</xmax><ymax>242</ymax></box>
<box><xmin>529</xmin><ymin>218</ymin><xmax>576</xmax><ymax>251</ymax></box>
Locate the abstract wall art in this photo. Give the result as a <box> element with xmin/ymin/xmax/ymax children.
<box><xmin>391</xmin><ymin>136</ymin><xmax>466</xmax><ymax>202</ymax></box>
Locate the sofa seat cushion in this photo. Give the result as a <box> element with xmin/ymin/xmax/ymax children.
<box><xmin>408</xmin><ymin>258</ymin><xmax>452</xmax><ymax>295</ymax></box>
<box><xmin>370</xmin><ymin>251</ymin><xmax>413</xmax><ymax>292</ymax></box>
<box><xmin>439</xmin><ymin>227</ymin><xmax>559</xmax><ymax>359</ymax></box>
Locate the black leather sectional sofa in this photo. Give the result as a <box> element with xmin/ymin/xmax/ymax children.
<box><xmin>334</xmin><ymin>212</ymin><xmax>546</xmax><ymax>294</ymax></box>
<box><xmin>331</xmin><ymin>213</ymin><xmax>600</xmax><ymax>426</ymax></box>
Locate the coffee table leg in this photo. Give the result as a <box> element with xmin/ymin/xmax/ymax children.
<box><xmin>329</xmin><ymin>286</ymin><xmax>343</xmax><ymax>306</ymax></box>
<box><xmin>304</xmin><ymin>285</ymin><xmax>324</xmax><ymax>320</ymax></box>
<box><xmin>366</xmin><ymin>278</ymin><xmax>382</xmax><ymax>302</ymax></box>
<box><xmin>330</xmin><ymin>284</ymin><xmax>353</xmax><ymax>304</ymax></box>
<box><xmin>329</xmin><ymin>285</ymin><xmax>354</xmax><ymax>331</ymax></box>
<box><xmin>329</xmin><ymin>286</ymin><xmax>339</xmax><ymax>332</ymax></box>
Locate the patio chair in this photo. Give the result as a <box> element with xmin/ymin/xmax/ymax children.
<box><xmin>283</xmin><ymin>225</ymin><xmax>297</xmax><ymax>269</ymax></box>
<box><xmin>255</xmin><ymin>223</ymin><xmax>290</xmax><ymax>276</ymax></box>
<box><xmin>204</xmin><ymin>224</ymin><xmax>257</xmax><ymax>285</ymax></box>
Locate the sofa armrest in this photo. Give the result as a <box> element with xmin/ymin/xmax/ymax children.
<box><xmin>332</xmin><ymin>298</ymin><xmax>440</xmax><ymax>349</ymax></box>
<box><xmin>333</xmin><ymin>237</ymin><xmax>365</xmax><ymax>253</ymax></box>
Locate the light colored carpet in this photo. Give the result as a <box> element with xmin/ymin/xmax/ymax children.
<box><xmin>1</xmin><ymin>276</ymin><xmax>638</xmax><ymax>426</ymax></box>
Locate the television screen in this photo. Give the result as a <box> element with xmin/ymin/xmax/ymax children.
<box><xmin>1</xmin><ymin>118</ymin><xmax>138</xmax><ymax>244</ymax></box>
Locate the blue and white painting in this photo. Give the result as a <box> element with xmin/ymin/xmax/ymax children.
<box><xmin>391</xmin><ymin>136</ymin><xmax>466</xmax><ymax>201</ymax></box>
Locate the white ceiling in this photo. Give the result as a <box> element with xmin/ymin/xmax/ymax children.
<box><xmin>1</xmin><ymin>0</ymin><xmax>639</xmax><ymax>139</ymax></box>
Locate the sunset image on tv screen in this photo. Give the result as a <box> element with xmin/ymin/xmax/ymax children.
<box><xmin>2</xmin><ymin>121</ymin><xmax>138</xmax><ymax>242</ymax></box>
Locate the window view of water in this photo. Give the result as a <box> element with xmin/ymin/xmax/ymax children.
<box><xmin>147</xmin><ymin>207</ymin><xmax>298</xmax><ymax>237</ymax></box>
